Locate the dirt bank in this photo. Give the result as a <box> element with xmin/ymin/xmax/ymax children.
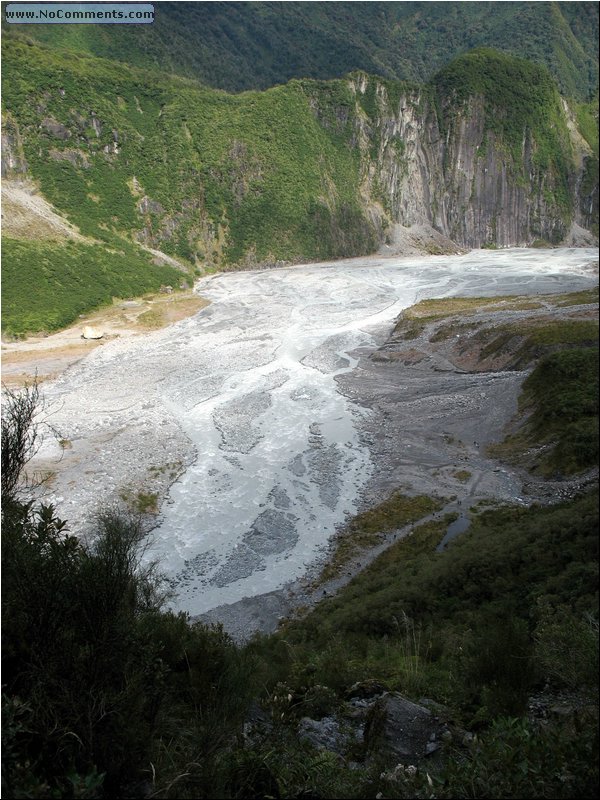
<box><xmin>1</xmin><ymin>291</ymin><xmax>209</xmax><ymax>387</ymax></box>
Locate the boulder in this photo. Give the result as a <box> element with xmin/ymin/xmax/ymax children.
<box><xmin>298</xmin><ymin>716</ymin><xmax>344</xmax><ymax>753</ymax></box>
<box><xmin>82</xmin><ymin>326</ymin><xmax>103</xmax><ymax>340</ymax></box>
<box><xmin>297</xmin><ymin>715</ymin><xmax>361</xmax><ymax>755</ymax></box>
<box><xmin>364</xmin><ymin>692</ymin><xmax>448</xmax><ymax>764</ymax></box>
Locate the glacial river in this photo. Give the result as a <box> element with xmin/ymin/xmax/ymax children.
<box><xmin>39</xmin><ymin>248</ymin><xmax>598</xmax><ymax>615</ymax></box>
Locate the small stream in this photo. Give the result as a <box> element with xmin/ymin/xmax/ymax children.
<box><xmin>437</xmin><ymin>514</ymin><xmax>471</xmax><ymax>551</ymax></box>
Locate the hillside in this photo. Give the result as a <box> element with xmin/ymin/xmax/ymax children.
<box><xmin>2</xmin><ymin>37</ymin><xmax>598</xmax><ymax>335</ymax></box>
<box><xmin>4</xmin><ymin>1</ymin><xmax>598</xmax><ymax>99</ymax></box>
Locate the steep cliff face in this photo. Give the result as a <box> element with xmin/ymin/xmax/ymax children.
<box><xmin>1</xmin><ymin>112</ymin><xmax>28</xmax><ymax>178</ymax></box>
<box><xmin>334</xmin><ymin>52</ymin><xmax>591</xmax><ymax>250</ymax></box>
<box><xmin>433</xmin><ymin>105</ymin><xmax>565</xmax><ymax>247</ymax></box>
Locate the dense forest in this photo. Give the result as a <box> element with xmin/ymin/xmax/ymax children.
<box><xmin>4</xmin><ymin>2</ymin><xmax>598</xmax><ymax>99</ymax></box>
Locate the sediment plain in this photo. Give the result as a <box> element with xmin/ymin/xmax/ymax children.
<box><xmin>13</xmin><ymin>247</ymin><xmax>599</xmax><ymax>639</ymax></box>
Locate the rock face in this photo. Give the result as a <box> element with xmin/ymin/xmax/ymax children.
<box><xmin>2</xmin><ymin>44</ymin><xmax>597</xmax><ymax>267</ymax></box>
<box><xmin>298</xmin><ymin>716</ymin><xmax>356</xmax><ymax>754</ymax></box>
<box><xmin>342</xmin><ymin>75</ymin><xmax>596</xmax><ymax>250</ymax></box>
<box><xmin>1</xmin><ymin>114</ymin><xmax>28</xmax><ymax>178</ymax></box>
<box><xmin>292</xmin><ymin>691</ymin><xmax>454</xmax><ymax>765</ymax></box>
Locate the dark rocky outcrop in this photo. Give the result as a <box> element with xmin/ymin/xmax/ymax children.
<box><xmin>363</xmin><ymin>693</ymin><xmax>451</xmax><ymax>763</ymax></box>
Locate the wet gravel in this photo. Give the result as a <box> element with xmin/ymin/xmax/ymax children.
<box><xmin>25</xmin><ymin>247</ymin><xmax>598</xmax><ymax>633</ymax></box>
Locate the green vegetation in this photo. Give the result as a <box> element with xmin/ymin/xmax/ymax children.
<box><xmin>2</xmin><ymin>383</ymin><xmax>598</xmax><ymax>798</ymax></box>
<box><xmin>2</xmin><ymin>36</ymin><xmax>592</xmax><ymax>335</ymax></box>
<box><xmin>1</xmin><ymin>237</ymin><xmax>182</xmax><ymax>337</ymax></box>
<box><xmin>148</xmin><ymin>460</ymin><xmax>183</xmax><ymax>480</ymax></box>
<box><xmin>1</xmin><ymin>37</ymin><xmax>376</xmax><ymax>275</ymax></box>
<box><xmin>575</xmin><ymin>96</ymin><xmax>599</xmax><ymax>235</ymax></box>
<box><xmin>4</xmin><ymin>2</ymin><xmax>597</xmax><ymax>99</ymax></box>
<box><xmin>319</xmin><ymin>492</ymin><xmax>444</xmax><ymax>582</ymax></box>
<box><xmin>1</xmin><ymin>384</ymin><xmax>258</xmax><ymax>799</ymax></box>
<box><xmin>119</xmin><ymin>486</ymin><xmax>160</xmax><ymax>515</ymax></box>
<box><xmin>481</xmin><ymin>290</ymin><xmax>598</xmax><ymax>476</ymax></box>
<box><xmin>492</xmin><ymin>347</ymin><xmax>599</xmax><ymax>476</ymax></box>
<box><xmin>1</xmin><ymin>10</ymin><xmax>598</xmax><ymax>794</ymax></box>
<box><xmin>399</xmin><ymin>294</ymin><xmax>547</xmax><ymax>322</ymax></box>
<box><xmin>479</xmin><ymin>318</ymin><xmax>599</xmax><ymax>364</ymax></box>
<box><xmin>523</xmin><ymin>348</ymin><xmax>598</xmax><ymax>473</ymax></box>
<box><xmin>576</xmin><ymin>97</ymin><xmax>599</xmax><ymax>157</ymax></box>
<box><xmin>247</xmin><ymin>492</ymin><xmax>598</xmax><ymax>798</ymax></box>
<box><xmin>551</xmin><ymin>287</ymin><xmax>599</xmax><ymax>306</ymax></box>
<box><xmin>270</xmin><ymin>494</ymin><xmax>598</xmax><ymax>697</ymax></box>
<box><xmin>452</xmin><ymin>470</ymin><xmax>472</xmax><ymax>482</ymax></box>
<box><xmin>136</xmin><ymin>307</ymin><xmax>164</xmax><ymax>329</ymax></box>
<box><xmin>393</xmin><ymin>293</ymin><xmax>567</xmax><ymax>342</ymax></box>
<box><xmin>396</xmin><ymin>290</ymin><xmax>599</xmax><ymax>356</ymax></box>
<box><xmin>434</xmin><ymin>49</ymin><xmax>574</xmax><ymax>214</ymax></box>
<box><xmin>430</xmin><ymin>321</ymin><xmax>482</xmax><ymax>342</ymax></box>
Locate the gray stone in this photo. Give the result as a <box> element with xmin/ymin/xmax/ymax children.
<box><xmin>364</xmin><ymin>692</ymin><xmax>447</xmax><ymax>762</ymax></box>
<box><xmin>242</xmin><ymin>508</ymin><xmax>299</xmax><ymax>555</ymax></box>
<box><xmin>297</xmin><ymin>716</ymin><xmax>360</xmax><ymax>755</ymax></box>
<box><xmin>298</xmin><ymin>716</ymin><xmax>343</xmax><ymax>752</ymax></box>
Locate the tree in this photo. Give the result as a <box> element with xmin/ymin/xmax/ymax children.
<box><xmin>1</xmin><ymin>380</ymin><xmax>42</xmax><ymax>500</ymax></box>
<box><xmin>1</xmin><ymin>383</ymin><xmax>167</xmax><ymax>796</ymax></box>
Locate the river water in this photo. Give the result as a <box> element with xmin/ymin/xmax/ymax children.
<box><xmin>39</xmin><ymin>248</ymin><xmax>598</xmax><ymax>615</ymax></box>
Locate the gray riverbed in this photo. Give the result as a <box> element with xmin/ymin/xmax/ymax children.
<box><xmin>34</xmin><ymin>248</ymin><xmax>598</xmax><ymax>618</ymax></box>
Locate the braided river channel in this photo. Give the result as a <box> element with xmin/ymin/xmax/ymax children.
<box><xmin>39</xmin><ymin>248</ymin><xmax>598</xmax><ymax>616</ymax></box>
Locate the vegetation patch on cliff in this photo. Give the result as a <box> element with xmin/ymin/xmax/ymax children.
<box><xmin>434</xmin><ymin>49</ymin><xmax>574</xmax><ymax>214</ymax></box>
<box><xmin>490</xmin><ymin>346</ymin><xmax>599</xmax><ymax>476</ymax></box>
<box><xmin>477</xmin><ymin>317</ymin><xmax>598</xmax><ymax>362</ymax></box>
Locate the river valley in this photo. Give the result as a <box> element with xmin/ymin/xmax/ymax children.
<box><xmin>24</xmin><ymin>248</ymin><xmax>598</xmax><ymax>629</ymax></box>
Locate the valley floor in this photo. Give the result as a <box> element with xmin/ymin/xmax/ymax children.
<box><xmin>8</xmin><ymin>247</ymin><xmax>597</xmax><ymax>635</ymax></box>
<box><xmin>1</xmin><ymin>289</ymin><xmax>209</xmax><ymax>387</ymax></box>
<box><xmin>200</xmin><ymin>290</ymin><xmax>598</xmax><ymax>640</ymax></box>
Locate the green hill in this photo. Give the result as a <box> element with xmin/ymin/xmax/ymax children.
<box><xmin>3</xmin><ymin>1</ymin><xmax>598</xmax><ymax>99</ymax></box>
<box><xmin>1</xmin><ymin>37</ymin><xmax>596</xmax><ymax>335</ymax></box>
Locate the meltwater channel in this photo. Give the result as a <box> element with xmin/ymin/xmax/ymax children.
<box><xmin>41</xmin><ymin>249</ymin><xmax>598</xmax><ymax>616</ymax></box>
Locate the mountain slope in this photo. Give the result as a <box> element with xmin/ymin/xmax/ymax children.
<box><xmin>2</xmin><ymin>39</ymin><xmax>597</xmax><ymax>334</ymax></box>
<box><xmin>4</xmin><ymin>1</ymin><xmax>598</xmax><ymax>99</ymax></box>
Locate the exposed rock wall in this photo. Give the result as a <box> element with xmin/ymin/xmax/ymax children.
<box><xmin>1</xmin><ymin>113</ymin><xmax>28</xmax><ymax>179</ymax></box>
<box><xmin>2</xmin><ymin>64</ymin><xmax>597</xmax><ymax>266</ymax></box>
<box><xmin>344</xmin><ymin>76</ymin><xmax>592</xmax><ymax>249</ymax></box>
